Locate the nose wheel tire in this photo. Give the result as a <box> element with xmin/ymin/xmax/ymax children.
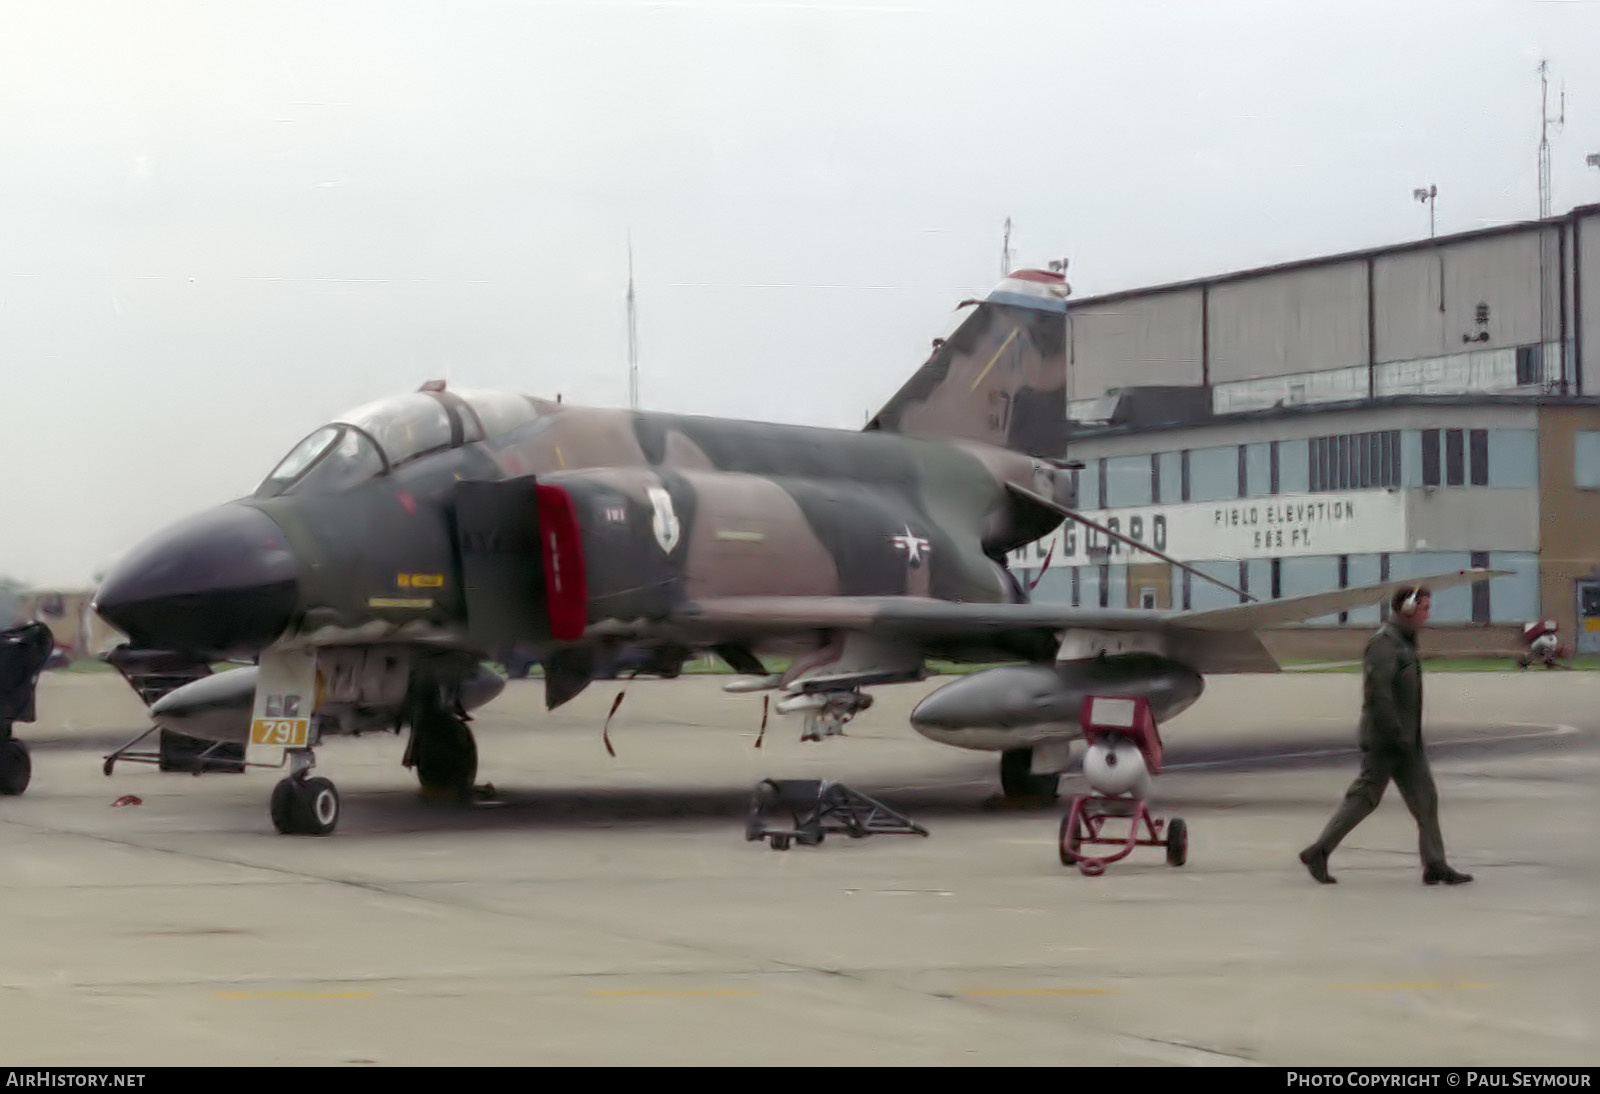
<box><xmin>0</xmin><ymin>740</ymin><xmax>31</xmax><ymax>796</ymax></box>
<box><xmin>270</xmin><ymin>775</ymin><xmax>340</xmax><ymax>836</ymax></box>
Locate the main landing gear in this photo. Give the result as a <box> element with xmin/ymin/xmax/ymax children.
<box><xmin>0</xmin><ymin>727</ymin><xmax>30</xmax><ymax>797</ymax></box>
<box><xmin>999</xmin><ymin>747</ymin><xmax>1060</xmax><ymax>804</ymax></box>
<box><xmin>270</xmin><ymin>749</ymin><xmax>340</xmax><ymax>836</ymax></box>
<box><xmin>403</xmin><ymin>700</ymin><xmax>478</xmax><ymax>802</ymax></box>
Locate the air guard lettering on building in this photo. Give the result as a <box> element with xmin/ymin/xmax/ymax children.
<box><xmin>1008</xmin><ymin>490</ymin><xmax>1406</xmax><ymax>568</ymax></box>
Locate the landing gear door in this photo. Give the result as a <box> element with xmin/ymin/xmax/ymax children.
<box><xmin>454</xmin><ymin>478</ymin><xmax>546</xmax><ymax>648</ymax></box>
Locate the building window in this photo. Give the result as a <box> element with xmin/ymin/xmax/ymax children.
<box><xmin>1187</xmin><ymin>445</ymin><xmax>1238</xmax><ymax>502</ymax></box>
<box><xmin>1280</xmin><ymin>440</ymin><xmax>1310</xmax><ymax>493</ymax></box>
<box><xmin>1244</xmin><ymin>442</ymin><xmax>1272</xmax><ymax>497</ymax></box>
<box><xmin>1078</xmin><ymin>459</ymin><xmax>1101</xmax><ymax>508</ymax></box>
<box><xmin>1180</xmin><ymin>450</ymin><xmax>1191</xmax><ymax>502</ymax></box>
<box><xmin>1097</xmin><ymin>458</ymin><xmax>1109</xmax><ymax>508</ymax></box>
<box><xmin>1237</xmin><ymin>446</ymin><xmax>1247</xmax><ymax>498</ymax></box>
<box><xmin>1445</xmin><ymin>429</ymin><xmax>1465</xmax><ymax>486</ymax></box>
<box><xmin>1469</xmin><ymin>429</ymin><xmax>1488</xmax><ymax>486</ymax></box>
<box><xmin>1422</xmin><ymin>428</ymin><xmax>1441</xmax><ymax>486</ymax></box>
<box><xmin>1575</xmin><ymin>432</ymin><xmax>1600</xmax><ymax>490</ymax></box>
<box><xmin>1270</xmin><ymin>558</ymin><xmax>1282</xmax><ymax>600</ymax></box>
<box><xmin>1338</xmin><ymin>554</ymin><xmax>1350</xmax><ymax>624</ymax></box>
<box><xmin>1238</xmin><ymin>560</ymin><xmax>1249</xmax><ymax>605</ymax></box>
<box><xmin>1516</xmin><ymin>344</ymin><xmax>1543</xmax><ymax>386</ymax></box>
<box><xmin>1379</xmin><ymin>553</ymin><xmax>1391</xmax><ymax>619</ymax></box>
<box><xmin>1487</xmin><ymin>430</ymin><xmax>1538</xmax><ymax>487</ymax></box>
<box><xmin>1182</xmin><ymin>568</ymin><xmax>1192</xmax><ymax>610</ymax></box>
<box><xmin>1157</xmin><ymin>451</ymin><xmax>1182</xmax><ymax>504</ymax></box>
<box><xmin>1471</xmin><ymin>551</ymin><xmax>1490</xmax><ymax>623</ymax></box>
<box><xmin>1105</xmin><ymin>454</ymin><xmax>1153</xmax><ymax>508</ymax></box>
<box><xmin>1309</xmin><ymin>431</ymin><xmax>1402</xmax><ymax>491</ymax></box>
<box><xmin>1098</xmin><ymin>564</ymin><xmax>1109</xmax><ymax>608</ymax></box>
<box><xmin>1150</xmin><ymin>453</ymin><xmax>1161</xmax><ymax>505</ymax></box>
<box><xmin>1270</xmin><ymin>441</ymin><xmax>1280</xmax><ymax>494</ymax></box>
<box><xmin>1070</xmin><ymin>566</ymin><xmax>1080</xmax><ymax>608</ymax></box>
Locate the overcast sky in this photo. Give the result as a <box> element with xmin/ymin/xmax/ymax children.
<box><xmin>3</xmin><ymin>0</ymin><xmax>1598</xmax><ymax>587</ymax></box>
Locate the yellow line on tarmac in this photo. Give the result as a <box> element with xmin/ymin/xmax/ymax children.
<box><xmin>216</xmin><ymin>991</ymin><xmax>374</xmax><ymax>999</ymax></box>
<box><xmin>962</xmin><ymin>988</ymin><xmax>1117</xmax><ymax>996</ymax></box>
<box><xmin>587</xmin><ymin>989</ymin><xmax>757</xmax><ymax>997</ymax></box>
<box><xmin>1325</xmin><ymin>981</ymin><xmax>1490</xmax><ymax>991</ymax></box>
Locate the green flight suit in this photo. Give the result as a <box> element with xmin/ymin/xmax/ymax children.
<box><xmin>1306</xmin><ymin>620</ymin><xmax>1447</xmax><ymax>870</ymax></box>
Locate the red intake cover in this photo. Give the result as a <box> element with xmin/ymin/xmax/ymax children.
<box><xmin>535</xmin><ymin>484</ymin><xmax>589</xmax><ymax>641</ymax></box>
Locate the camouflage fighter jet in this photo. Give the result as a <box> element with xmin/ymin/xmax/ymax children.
<box><xmin>81</xmin><ymin>269</ymin><xmax>1492</xmax><ymax>835</ymax></box>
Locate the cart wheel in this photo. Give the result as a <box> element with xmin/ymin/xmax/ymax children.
<box><xmin>1165</xmin><ymin>817</ymin><xmax>1188</xmax><ymax>867</ymax></box>
<box><xmin>796</xmin><ymin>829</ymin><xmax>824</xmax><ymax>847</ymax></box>
<box><xmin>769</xmin><ymin>834</ymin><xmax>791</xmax><ymax>851</ymax></box>
<box><xmin>1058</xmin><ymin>810</ymin><xmax>1083</xmax><ymax>866</ymax></box>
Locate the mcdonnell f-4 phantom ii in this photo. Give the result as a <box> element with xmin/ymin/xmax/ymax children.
<box><xmin>80</xmin><ymin>268</ymin><xmax>1492</xmax><ymax>835</ymax></box>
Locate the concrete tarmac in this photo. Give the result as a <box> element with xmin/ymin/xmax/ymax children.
<box><xmin>1</xmin><ymin>669</ymin><xmax>1595</xmax><ymax>1067</ymax></box>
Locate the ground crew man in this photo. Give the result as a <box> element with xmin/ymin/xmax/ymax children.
<box><xmin>1299</xmin><ymin>586</ymin><xmax>1473</xmax><ymax>886</ymax></box>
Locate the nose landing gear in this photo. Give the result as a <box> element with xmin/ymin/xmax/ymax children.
<box><xmin>269</xmin><ymin>748</ymin><xmax>340</xmax><ymax>836</ymax></box>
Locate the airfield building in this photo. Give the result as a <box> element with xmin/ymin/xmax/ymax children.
<box><xmin>1009</xmin><ymin>202</ymin><xmax>1600</xmax><ymax>660</ymax></box>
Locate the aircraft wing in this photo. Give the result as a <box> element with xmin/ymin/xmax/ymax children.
<box><xmin>1173</xmin><ymin>569</ymin><xmax>1506</xmax><ymax>630</ymax></box>
<box><xmin>671</xmin><ymin>568</ymin><xmax>1505</xmax><ymax>675</ymax></box>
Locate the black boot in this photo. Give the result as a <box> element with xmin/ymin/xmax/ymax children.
<box><xmin>1299</xmin><ymin>846</ymin><xmax>1336</xmax><ymax>884</ymax></box>
<box><xmin>1423</xmin><ymin>864</ymin><xmax>1473</xmax><ymax>886</ymax></box>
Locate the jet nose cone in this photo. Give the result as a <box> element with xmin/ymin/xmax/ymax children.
<box><xmin>93</xmin><ymin>504</ymin><xmax>299</xmax><ymax>659</ymax></box>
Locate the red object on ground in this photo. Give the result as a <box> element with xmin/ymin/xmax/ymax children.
<box><xmin>1077</xmin><ymin>694</ymin><xmax>1164</xmax><ymax>775</ymax></box>
<box><xmin>1058</xmin><ymin>695</ymin><xmax>1186</xmax><ymax>876</ymax></box>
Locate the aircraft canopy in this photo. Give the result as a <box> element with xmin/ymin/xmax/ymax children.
<box><xmin>256</xmin><ymin>387</ymin><xmax>544</xmax><ymax>497</ymax></box>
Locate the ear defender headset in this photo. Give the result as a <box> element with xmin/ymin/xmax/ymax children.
<box><xmin>1400</xmin><ymin>587</ymin><xmax>1421</xmax><ymax>616</ymax></box>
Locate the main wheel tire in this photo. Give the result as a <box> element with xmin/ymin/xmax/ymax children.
<box><xmin>0</xmin><ymin>740</ymin><xmax>31</xmax><ymax>796</ymax></box>
<box><xmin>1166</xmin><ymin>817</ymin><xmax>1188</xmax><ymax>867</ymax></box>
<box><xmin>1000</xmin><ymin>748</ymin><xmax>1059</xmax><ymax>802</ymax></box>
<box><xmin>412</xmin><ymin>712</ymin><xmax>477</xmax><ymax>798</ymax></box>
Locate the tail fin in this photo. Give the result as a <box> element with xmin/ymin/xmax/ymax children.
<box><xmin>864</xmin><ymin>269</ymin><xmax>1069</xmax><ymax>458</ymax></box>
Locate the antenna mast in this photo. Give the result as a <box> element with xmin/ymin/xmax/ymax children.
<box><xmin>626</xmin><ymin>236</ymin><xmax>639</xmax><ymax>411</ymax></box>
<box><xmin>1001</xmin><ymin>217</ymin><xmax>1013</xmax><ymax>277</ymax></box>
<box><xmin>1538</xmin><ymin>60</ymin><xmax>1565</xmax><ymax>220</ymax></box>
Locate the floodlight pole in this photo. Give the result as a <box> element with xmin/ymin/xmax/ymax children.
<box><xmin>1413</xmin><ymin>185</ymin><xmax>1437</xmax><ymax>238</ymax></box>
